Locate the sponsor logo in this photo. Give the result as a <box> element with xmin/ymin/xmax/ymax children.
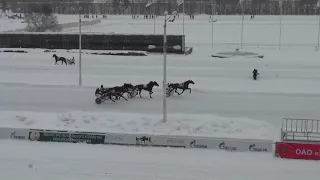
<box><xmin>105</xmin><ymin>135</ymin><xmax>124</xmax><ymax>142</ymax></box>
<box><xmin>136</xmin><ymin>136</ymin><xmax>152</xmax><ymax>145</ymax></box>
<box><xmin>190</xmin><ymin>140</ymin><xmax>207</xmax><ymax>148</ymax></box>
<box><xmin>219</xmin><ymin>142</ymin><xmax>237</xmax><ymax>151</ymax></box>
<box><xmin>295</xmin><ymin>149</ymin><xmax>320</xmax><ymax>156</ymax></box>
<box><xmin>167</xmin><ymin>138</ymin><xmax>184</xmax><ymax>145</ymax></box>
<box><xmin>29</xmin><ymin>131</ymin><xmax>41</xmax><ymax>141</ymax></box>
<box><xmin>249</xmin><ymin>144</ymin><xmax>268</xmax><ymax>152</ymax></box>
<box><xmin>10</xmin><ymin>132</ymin><xmax>25</xmax><ymax>140</ymax></box>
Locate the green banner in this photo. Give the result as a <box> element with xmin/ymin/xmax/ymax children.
<box><xmin>28</xmin><ymin>131</ymin><xmax>105</xmax><ymax>144</ymax></box>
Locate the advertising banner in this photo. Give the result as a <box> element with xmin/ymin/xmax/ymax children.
<box><xmin>0</xmin><ymin>127</ymin><xmax>29</xmax><ymax>140</ymax></box>
<box><xmin>103</xmin><ymin>133</ymin><xmax>272</xmax><ymax>152</ymax></box>
<box><xmin>0</xmin><ymin>127</ymin><xmax>272</xmax><ymax>153</ymax></box>
<box><xmin>104</xmin><ymin>133</ymin><xmax>187</xmax><ymax>148</ymax></box>
<box><xmin>28</xmin><ymin>130</ymin><xmax>105</xmax><ymax>144</ymax></box>
<box><xmin>276</xmin><ymin>142</ymin><xmax>320</xmax><ymax>160</ymax></box>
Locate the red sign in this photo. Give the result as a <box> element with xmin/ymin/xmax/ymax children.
<box><xmin>275</xmin><ymin>142</ymin><xmax>320</xmax><ymax>160</ymax></box>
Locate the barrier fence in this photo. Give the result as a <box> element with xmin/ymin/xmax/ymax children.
<box><xmin>0</xmin><ymin>127</ymin><xmax>273</xmax><ymax>153</ymax></box>
<box><xmin>275</xmin><ymin>118</ymin><xmax>320</xmax><ymax>161</ymax></box>
<box><xmin>275</xmin><ymin>142</ymin><xmax>320</xmax><ymax>160</ymax></box>
<box><xmin>190</xmin><ymin>42</ymin><xmax>320</xmax><ymax>50</ymax></box>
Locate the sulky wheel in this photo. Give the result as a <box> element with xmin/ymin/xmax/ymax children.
<box><xmin>110</xmin><ymin>95</ymin><xmax>118</xmax><ymax>101</ymax></box>
<box><xmin>166</xmin><ymin>88</ymin><xmax>174</xmax><ymax>97</ymax></box>
<box><xmin>95</xmin><ymin>98</ymin><xmax>102</xmax><ymax>104</ymax></box>
<box><xmin>127</xmin><ymin>90</ymin><xmax>138</xmax><ymax>99</ymax></box>
<box><xmin>127</xmin><ymin>92</ymin><xmax>133</xmax><ymax>99</ymax></box>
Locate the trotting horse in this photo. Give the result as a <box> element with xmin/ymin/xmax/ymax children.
<box><xmin>52</xmin><ymin>54</ymin><xmax>67</xmax><ymax>65</ymax></box>
<box><xmin>95</xmin><ymin>85</ymin><xmax>128</xmax><ymax>102</ymax></box>
<box><xmin>168</xmin><ymin>80</ymin><xmax>195</xmax><ymax>95</ymax></box>
<box><xmin>134</xmin><ymin>81</ymin><xmax>159</xmax><ymax>98</ymax></box>
<box><xmin>110</xmin><ymin>83</ymin><xmax>134</xmax><ymax>100</ymax></box>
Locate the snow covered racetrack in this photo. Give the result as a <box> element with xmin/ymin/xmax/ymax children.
<box><xmin>0</xmin><ymin>83</ymin><xmax>320</xmax><ymax>128</ymax></box>
<box><xmin>0</xmin><ymin>140</ymin><xmax>319</xmax><ymax>180</ymax></box>
<box><xmin>1</xmin><ymin>14</ymin><xmax>320</xmax><ymax>179</ymax></box>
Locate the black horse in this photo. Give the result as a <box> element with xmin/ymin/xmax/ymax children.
<box><xmin>168</xmin><ymin>80</ymin><xmax>195</xmax><ymax>95</ymax></box>
<box><xmin>53</xmin><ymin>54</ymin><xmax>67</xmax><ymax>65</ymax></box>
<box><xmin>136</xmin><ymin>136</ymin><xmax>152</xmax><ymax>144</ymax></box>
<box><xmin>134</xmin><ymin>81</ymin><xmax>159</xmax><ymax>98</ymax></box>
<box><xmin>110</xmin><ymin>83</ymin><xmax>134</xmax><ymax>100</ymax></box>
<box><xmin>95</xmin><ymin>85</ymin><xmax>128</xmax><ymax>102</ymax></box>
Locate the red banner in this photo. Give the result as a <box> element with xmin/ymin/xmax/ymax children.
<box><xmin>275</xmin><ymin>142</ymin><xmax>320</xmax><ymax>160</ymax></box>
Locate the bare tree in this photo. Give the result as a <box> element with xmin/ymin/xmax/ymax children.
<box><xmin>112</xmin><ymin>0</ymin><xmax>120</xmax><ymax>14</ymax></box>
<box><xmin>24</xmin><ymin>4</ymin><xmax>61</xmax><ymax>32</ymax></box>
<box><xmin>123</xmin><ymin>0</ymin><xmax>130</xmax><ymax>10</ymax></box>
<box><xmin>1</xmin><ymin>0</ymin><xmax>8</xmax><ymax>14</ymax></box>
<box><xmin>98</xmin><ymin>0</ymin><xmax>108</xmax><ymax>14</ymax></box>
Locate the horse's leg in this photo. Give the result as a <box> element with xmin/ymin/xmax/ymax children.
<box><xmin>120</xmin><ymin>94</ymin><xmax>128</xmax><ymax>101</ymax></box>
<box><xmin>110</xmin><ymin>95</ymin><xmax>116</xmax><ymax>102</ymax></box>
<box><xmin>188</xmin><ymin>88</ymin><xmax>191</xmax><ymax>93</ymax></box>
<box><xmin>174</xmin><ymin>88</ymin><xmax>179</xmax><ymax>95</ymax></box>
<box><xmin>117</xmin><ymin>93</ymin><xmax>123</xmax><ymax>100</ymax></box>
<box><xmin>179</xmin><ymin>89</ymin><xmax>185</xmax><ymax>95</ymax></box>
<box><xmin>116</xmin><ymin>94</ymin><xmax>120</xmax><ymax>100</ymax></box>
<box><xmin>121</xmin><ymin>92</ymin><xmax>127</xmax><ymax>100</ymax></box>
<box><xmin>149</xmin><ymin>91</ymin><xmax>153</xmax><ymax>98</ymax></box>
<box><xmin>139</xmin><ymin>89</ymin><xmax>143</xmax><ymax>98</ymax></box>
<box><xmin>116</xmin><ymin>93</ymin><xmax>120</xmax><ymax>100</ymax></box>
<box><xmin>176</xmin><ymin>88</ymin><xmax>183</xmax><ymax>95</ymax></box>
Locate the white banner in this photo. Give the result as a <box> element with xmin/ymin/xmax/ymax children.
<box><xmin>104</xmin><ymin>132</ymin><xmax>273</xmax><ymax>152</ymax></box>
<box><xmin>0</xmin><ymin>127</ymin><xmax>273</xmax><ymax>153</ymax></box>
<box><xmin>0</xmin><ymin>127</ymin><xmax>29</xmax><ymax>140</ymax></box>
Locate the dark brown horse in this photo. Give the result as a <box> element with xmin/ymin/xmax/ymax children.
<box><xmin>52</xmin><ymin>54</ymin><xmax>67</xmax><ymax>65</ymax></box>
<box><xmin>168</xmin><ymin>80</ymin><xmax>195</xmax><ymax>95</ymax></box>
<box><xmin>134</xmin><ymin>81</ymin><xmax>159</xmax><ymax>98</ymax></box>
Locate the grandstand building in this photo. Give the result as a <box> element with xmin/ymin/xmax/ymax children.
<box><xmin>3</xmin><ymin>0</ymin><xmax>320</xmax><ymax>15</ymax></box>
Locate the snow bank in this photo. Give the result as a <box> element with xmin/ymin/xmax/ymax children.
<box><xmin>0</xmin><ymin>111</ymin><xmax>276</xmax><ymax>140</ymax></box>
<box><xmin>1</xmin><ymin>139</ymin><xmax>319</xmax><ymax>180</ymax></box>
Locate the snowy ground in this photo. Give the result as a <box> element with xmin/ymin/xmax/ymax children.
<box><xmin>0</xmin><ymin>14</ymin><xmax>98</xmax><ymax>32</ymax></box>
<box><xmin>0</xmin><ymin>111</ymin><xmax>275</xmax><ymax>140</ymax></box>
<box><xmin>0</xmin><ymin>15</ymin><xmax>320</xmax><ymax>141</ymax></box>
<box><xmin>62</xmin><ymin>15</ymin><xmax>320</xmax><ymax>48</ymax></box>
<box><xmin>0</xmin><ymin>140</ymin><xmax>319</xmax><ymax>180</ymax></box>
<box><xmin>1</xmin><ymin>14</ymin><xmax>320</xmax><ymax>48</ymax></box>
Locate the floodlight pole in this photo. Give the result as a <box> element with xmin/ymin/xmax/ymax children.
<box><xmin>211</xmin><ymin>0</ymin><xmax>214</xmax><ymax>49</ymax></box>
<box><xmin>240</xmin><ymin>1</ymin><xmax>244</xmax><ymax>50</ymax></box>
<box><xmin>162</xmin><ymin>12</ymin><xmax>176</xmax><ymax>123</ymax></box>
<box><xmin>163</xmin><ymin>14</ymin><xmax>167</xmax><ymax>123</ymax></box>
<box><xmin>79</xmin><ymin>4</ymin><xmax>82</xmax><ymax>87</ymax></box>
<box><xmin>183</xmin><ymin>0</ymin><xmax>185</xmax><ymax>35</ymax></box>
<box><xmin>154</xmin><ymin>2</ymin><xmax>156</xmax><ymax>34</ymax></box>
<box><xmin>279</xmin><ymin>0</ymin><xmax>282</xmax><ymax>50</ymax></box>
<box><xmin>317</xmin><ymin>6</ymin><xmax>320</xmax><ymax>50</ymax></box>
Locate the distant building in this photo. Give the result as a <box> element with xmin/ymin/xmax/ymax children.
<box><xmin>5</xmin><ymin>0</ymin><xmax>320</xmax><ymax>15</ymax></box>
